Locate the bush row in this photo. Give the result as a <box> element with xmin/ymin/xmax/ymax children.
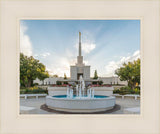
<box><xmin>20</xmin><ymin>88</ymin><xmax>48</xmax><ymax>94</ymax></box>
<box><xmin>113</xmin><ymin>86</ymin><xmax>140</xmax><ymax>95</ymax></box>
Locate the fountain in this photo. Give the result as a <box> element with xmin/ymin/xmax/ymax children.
<box><xmin>46</xmin><ymin>76</ymin><xmax>115</xmax><ymax>113</ymax></box>
<box><xmin>67</xmin><ymin>76</ymin><xmax>95</xmax><ymax>99</ymax></box>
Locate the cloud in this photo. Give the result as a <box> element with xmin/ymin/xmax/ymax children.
<box><xmin>20</xmin><ymin>23</ymin><xmax>33</xmax><ymax>57</ymax></box>
<box><xmin>82</xmin><ymin>43</ymin><xmax>96</xmax><ymax>53</ymax></box>
<box><xmin>41</xmin><ymin>48</ymin><xmax>78</xmax><ymax>77</ymax></box>
<box><xmin>33</xmin><ymin>54</ymin><xmax>38</xmax><ymax>58</ymax></box>
<box><xmin>105</xmin><ymin>50</ymin><xmax>140</xmax><ymax>76</ymax></box>
<box><xmin>40</xmin><ymin>52</ymin><xmax>50</xmax><ymax>58</ymax></box>
<box><xmin>46</xmin><ymin>67</ymin><xmax>54</xmax><ymax>75</ymax></box>
<box><xmin>83</xmin><ymin>60</ymin><xmax>89</xmax><ymax>65</ymax></box>
<box><xmin>65</xmin><ymin>49</ymin><xmax>75</xmax><ymax>58</ymax></box>
<box><xmin>75</xmin><ymin>43</ymin><xmax>96</xmax><ymax>54</ymax></box>
<box><xmin>48</xmin><ymin>58</ymin><xmax>71</xmax><ymax>77</ymax></box>
<box><xmin>33</xmin><ymin>52</ymin><xmax>51</xmax><ymax>59</ymax></box>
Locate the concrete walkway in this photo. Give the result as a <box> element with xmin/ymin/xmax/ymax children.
<box><xmin>20</xmin><ymin>97</ymin><xmax>140</xmax><ymax>114</ymax></box>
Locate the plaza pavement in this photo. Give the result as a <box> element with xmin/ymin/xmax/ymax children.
<box><xmin>20</xmin><ymin>97</ymin><xmax>140</xmax><ymax>114</ymax></box>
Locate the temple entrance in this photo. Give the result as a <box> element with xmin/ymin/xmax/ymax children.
<box><xmin>77</xmin><ymin>73</ymin><xmax>83</xmax><ymax>80</ymax></box>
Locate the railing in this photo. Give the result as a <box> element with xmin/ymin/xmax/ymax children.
<box><xmin>113</xmin><ymin>94</ymin><xmax>140</xmax><ymax>100</ymax></box>
<box><xmin>20</xmin><ymin>94</ymin><xmax>47</xmax><ymax>99</ymax></box>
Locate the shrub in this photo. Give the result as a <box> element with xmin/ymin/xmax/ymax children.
<box><xmin>64</xmin><ymin>81</ymin><xmax>68</xmax><ymax>84</ymax></box>
<box><xmin>20</xmin><ymin>88</ymin><xmax>48</xmax><ymax>94</ymax></box>
<box><xmin>91</xmin><ymin>84</ymin><xmax>112</xmax><ymax>87</ymax></box>
<box><xmin>33</xmin><ymin>83</ymin><xmax>39</xmax><ymax>86</ymax></box>
<box><xmin>24</xmin><ymin>88</ymin><xmax>29</xmax><ymax>94</ymax></box>
<box><xmin>29</xmin><ymin>86</ymin><xmax>39</xmax><ymax>90</ymax></box>
<box><xmin>92</xmin><ymin>81</ymin><xmax>98</xmax><ymax>85</ymax></box>
<box><xmin>133</xmin><ymin>88</ymin><xmax>140</xmax><ymax>94</ymax></box>
<box><xmin>113</xmin><ymin>86</ymin><xmax>131</xmax><ymax>95</ymax></box>
<box><xmin>56</xmin><ymin>81</ymin><xmax>62</xmax><ymax>85</ymax></box>
<box><xmin>113</xmin><ymin>89</ymin><xmax>121</xmax><ymax>94</ymax></box>
<box><xmin>120</xmin><ymin>86</ymin><xmax>132</xmax><ymax>90</ymax></box>
<box><xmin>31</xmin><ymin>89</ymin><xmax>47</xmax><ymax>94</ymax></box>
<box><xmin>121</xmin><ymin>86</ymin><xmax>133</xmax><ymax>95</ymax></box>
<box><xmin>113</xmin><ymin>86</ymin><xmax>140</xmax><ymax>95</ymax></box>
<box><xmin>98</xmin><ymin>80</ymin><xmax>103</xmax><ymax>85</ymax></box>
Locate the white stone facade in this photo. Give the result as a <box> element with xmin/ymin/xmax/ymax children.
<box><xmin>70</xmin><ymin>66</ymin><xmax>77</xmax><ymax>80</ymax></box>
<box><xmin>34</xmin><ymin>76</ymin><xmax>127</xmax><ymax>86</ymax></box>
<box><xmin>34</xmin><ymin>77</ymin><xmax>67</xmax><ymax>85</ymax></box>
<box><xmin>70</xmin><ymin>32</ymin><xmax>91</xmax><ymax>81</ymax></box>
<box><xmin>99</xmin><ymin>77</ymin><xmax>128</xmax><ymax>85</ymax></box>
<box><xmin>70</xmin><ymin>65</ymin><xmax>90</xmax><ymax>81</ymax></box>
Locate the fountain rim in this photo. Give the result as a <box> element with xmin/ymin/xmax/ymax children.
<box><xmin>46</xmin><ymin>95</ymin><xmax>115</xmax><ymax>101</ymax></box>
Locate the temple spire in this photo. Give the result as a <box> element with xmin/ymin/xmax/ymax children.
<box><xmin>79</xmin><ymin>32</ymin><xmax>81</xmax><ymax>56</ymax></box>
<box><xmin>77</xmin><ymin>32</ymin><xmax>84</xmax><ymax>66</ymax></box>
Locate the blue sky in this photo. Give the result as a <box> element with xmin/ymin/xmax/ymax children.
<box><xmin>20</xmin><ymin>20</ymin><xmax>140</xmax><ymax>77</ymax></box>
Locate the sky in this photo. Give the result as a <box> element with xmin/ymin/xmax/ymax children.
<box><xmin>20</xmin><ymin>20</ymin><xmax>140</xmax><ymax>77</ymax></box>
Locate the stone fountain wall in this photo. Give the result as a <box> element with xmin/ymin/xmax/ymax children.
<box><xmin>48</xmin><ymin>87</ymin><xmax>67</xmax><ymax>96</ymax></box>
<box><xmin>92</xmin><ymin>86</ymin><xmax>114</xmax><ymax>96</ymax></box>
<box><xmin>48</xmin><ymin>86</ymin><xmax>114</xmax><ymax>96</ymax></box>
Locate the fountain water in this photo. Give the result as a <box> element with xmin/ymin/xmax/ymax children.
<box><xmin>67</xmin><ymin>75</ymin><xmax>94</xmax><ymax>99</ymax></box>
<box><xmin>67</xmin><ymin>87</ymin><xmax>73</xmax><ymax>98</ymax></box>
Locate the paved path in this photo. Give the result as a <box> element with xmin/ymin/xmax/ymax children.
<box><xmin>20</xmin><ymin>97</ymin><xmax>140</xmax><ymax>114</ymax></box>
<box><xmin>111</xmin><ymin>97</ymin><xmax>140</xmax><ymax>114</ymax></box>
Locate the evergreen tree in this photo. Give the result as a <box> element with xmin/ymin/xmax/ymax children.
<box><xmin>64</xmin><ymin>73</ymin><xmax>67</xmax><ymax>79</ymax></box>
<box><xmin>93</xmin><ymin>70</ymin><xmax>98</xmax><ymax>79</ymax></box>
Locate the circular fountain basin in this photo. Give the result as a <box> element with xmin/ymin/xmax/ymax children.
<box><xmin>46</xmin><ymin>95</ymin><xmax>116</xmax><ymax>113</ymax></box>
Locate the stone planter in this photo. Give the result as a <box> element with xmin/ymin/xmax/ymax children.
<box><xmin>48</xmin><ymin>86</ymin><xmax>67</xmax><ymax>96</ymax></box>
<box><xmin>91</xmin><ymin>86</ymin><xmax>114</xmax><ymax>96</ymax></box>
<box><xmin>48</xmin><ymin>86</ymin><xmax>114</xmax><ymax>96</ymax></box>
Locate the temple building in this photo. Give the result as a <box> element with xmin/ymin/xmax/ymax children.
<box><xmin>70</xmin><ymin>32</ymin><xmax>90</xmax><ymax>81</ymax></box>
<box><xmin>33</xmin><ymin>32</ymin><xmax>128</xmax><ymax>86</ymax></box>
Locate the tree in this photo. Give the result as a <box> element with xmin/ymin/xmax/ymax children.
<box><xmin>20</xmin><ymin>53</ymin><xmax>49</xmax><ymax>87</ymax></box>
<box><xmin>93</xmin><ymin>70</ymin><xmax>98</xmax><ymax>79</ymax></box>
<box><xmin>64</xmin><ymin>73</ymin><xmax>67</xmax><ymax>79</ymax></box>
<box><xmin>115</xmin><ymin>58</ymin><xmax>140</xmax><ymax>89</ymax></box>
<box><xmin>53</xmin><ymin>74</ymin><xmax>58</xmax><ymax>77</ymax></box>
